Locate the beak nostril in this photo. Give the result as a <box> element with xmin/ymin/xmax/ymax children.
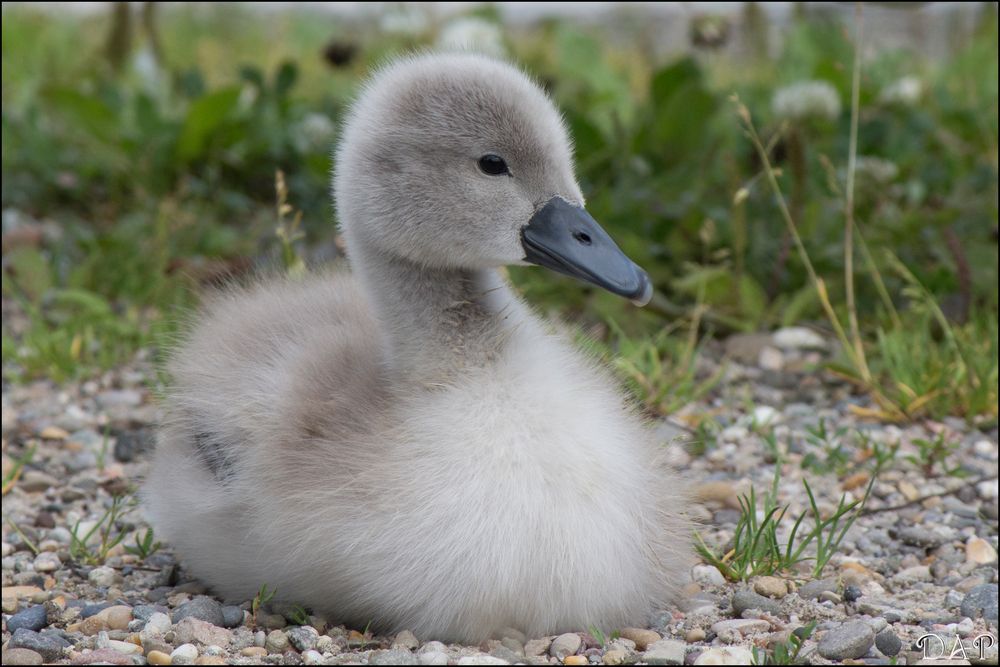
<box><xmin>573</xmin><ymin>231</ymin><xmax>592</xmax><ymax>246</ymax></box>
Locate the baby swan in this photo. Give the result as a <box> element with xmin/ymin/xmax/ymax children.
<box><xmin>147</xmin><ymin>52</ymin><xmax>689</xmax><ymax>643</ymax></box>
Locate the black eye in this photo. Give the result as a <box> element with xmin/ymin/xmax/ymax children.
<box><xmin>478</xmin><ymin>154</ymin><xmax>509</xmax><ymax>176</ymax></box>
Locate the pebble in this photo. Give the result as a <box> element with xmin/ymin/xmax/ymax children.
<box><xmin>691</xmin><ymin>564</ymin><xmax>727</xmax><ymax>587</ymax></box>
<box><xmin>874</xmin><ymin>629</ymin><xmax>901</xmax><ymax>657</ymax></box>
<box><xmin>619</xmin><ymin>628</ymin><xmax>660</xmax><ymax>651</ymax></box>
<box><xmin>220</xmin><ymin>605</ymin><xmax>244</xmax><ymax>628</ymax></box>
<box><xmin>173</xmin><ymin>597</ymin><xmax>226</xmax><ymax>627</ymax></box>
<box><xmin>455</xmin><ymin>657</ymin><xmax>509</xmax><ymax>666</ymax></box>
<box><xmin>641</xmin><ymin>639</ymin><xmax>686</xmax><ymax>665</ymax></box>
<box><xmin>105</xmin><ymin>639</ymin><xmax>142</xmax><ymax>655</ymax></box>
<box><xmin>372</xmin><ymin>648</ymin><xmax>419</xmax><ymax>665</ymax></box>
<box><xmin>797</xmin><ymin>578</ymin><xmax>837</xmax><ymax>600</ymax></box>
<box><xmin>692</xmin><ymin>646</ymin><xmax>754</xmax><ymax>665</ymax></box>
<box><xmin>287</xmin><ymin>625</ymin><xmax>319</xmax><ymax>652</ymax></box>
<box><xmin>711</xmin><ymin>619</ymin><xmax>769</xmax><ymax>636</ymax></box>
<box><xmin>72</xmin><ymin>605</ymin><xmax>133</xmax><ymax>634</ymax></box>
<box><xmin>31</xmin><ymin>552</ymin><xmax>60</xmax><ymax>573</ymax></box>
<box><xmin>171</xmin><ymin>643</ymin><xmax>199</xmax><ymax>665</ymax></box>
<box><xmin>731</xmin><ymin>590</ymin><xmax>781</xmax><ymax>615</ymax></box>
<box><xmin>7</xmin><ymin>604</ymin><xmax>48</xmax><ymax>632</ymax></box>
<box><xmin>550</xmin><ymin>633</ymin><xmax>582</xmax><ymax>659</ymax></box>
<box><xmin>265</xmin><ymin>629</ymin><xmax>290</xmax><ymax>653</ymax></box>
<box><xmin>145</xmin><ymin>650</ymin><xmax>171</xmax><ymax>666</ymax></box>
<box><xmin>173</xmin><ymin>618</ymin><xmax>233</xmax><ymax>648</ymax></box>
<box><xmin>18</xmin><ymin>471</ymin><xmax>59</xmax><ymax>493</ymax></box>
<box><xmin>843</xmin><ymin>584</ymin><xmax>862</xmax><ymax>602</ymax></box>
<box><xmin>87</xmin><ymin>566</ymin><xmax>121</xmax><ymax>587</ymax></box>
<box><xmin>69</xmin><ymin>648</ymin><xmax>132</xmax><ymax>665</ymax></box>
<box><xmin>562</xmin><ymin>656</ymin><xmax>588</xmax><ymax>666</ymax></box>
<box><xmin>1</xmin><ymin>648</ymin><xmax>44</xmax><ymax>666</ymax></box>
<box><xmin>752</xmin><ymin>576</ymin><xmax>787</xmax><ymax>598</ymax></box>
<box><xmin>302</xmin><ymin>649</ymin><xmax>326</xmax><ymax>665</ymax></box>
<box><xmin>418</xmin><ymin>651</ymin><xmax>450</xmax><ymax>666</ymax></box>
<box><xmin>8</xmin><ymin>628</ymin><xmax>71</xmax><ymax>663</ymax></box>
<box><xmin>685</xmin><ymin>628</ymin><xmax>706</xmax><ymax>642</ymax></box>
<box><xmin>773</xmin><ymin>326</ymin><xmax>827</xmax><ymax>350</ymax></box>
<box><xmin>241</xmin><ymin>647</ymin><xmax>268</xmax><ymax>658</ymax></box>
<box><xmin>966</xmin><ymin>536</ymin><xmax>998</xmax><ymax>564</ymax></box>
<box><xmin>960</xmin><ymin>583</ymin><xmax>999</xmax><ymax>620</ymax></box>
<box><xmin>524</xmin><ymin>638</ymin><xmax>552</xmax><ymax>656</ymax></box>
<box><xmin>817</xmin><ymin>620</ymin><xmax>875</xmax><ymax>660</ymax></box>
<box><xmin>391</xmin><ymin>629</ymin><xmax>420</xmax><ymax>650</ymax></box>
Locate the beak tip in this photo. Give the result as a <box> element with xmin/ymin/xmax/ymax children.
<box><xmin>630</xmin><ymin>276</ymin><xmax>653</xmax><ymax>307</ymax></box>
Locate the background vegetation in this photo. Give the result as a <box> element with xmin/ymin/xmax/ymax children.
<box><xmin>2</xmin><ymin>2</ymin><xmax>997</xmax><ymax>425</ymax></box>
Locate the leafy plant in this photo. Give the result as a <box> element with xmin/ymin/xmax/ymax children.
<box><xmin>251</xmin><ymin>583</ymin><xmax>277</xmax><ymax>626</ymax></box>
<box><xmin>908</xmin><ymin>433</ymin><xmax>966</xmax><ymax>478</ymax></box>
<box><xmin>124</xmin><ymin>526</ymin><xmax>163</xmax><ymax>560</ymax></box>
<box><xmin>752</xmin><ymin>622</ymin><xmax>817</xmax><ymax>665</ymax></box>
<box><xmin>695</xmin><ymin>456</ymin><xmax>876</xmax><ymax>581</ymax></box>
<box><xmin>69</xmin><ymin>495</ymin><xmax>136</xmax><ymax>566</ymax></box>
<box><xmin>286</xmin><ymin>604</ymin><xmax>311</xmax><ymax>626</ymax></box>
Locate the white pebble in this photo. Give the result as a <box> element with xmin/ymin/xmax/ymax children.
<box><xmin>88</xmin><ymin>566</ymin><xmax>120</xmax><ymax>587</ymax></box>
<box><xmin>692</xmin><ymin>564</ymin><xmax>726</xmax><ymax>587</ymax></box>
<box><xmin>758</xmin><ymin>346</ymin><xmax>784</xmax><ymax>371</ymax></box>
<box><xmin>752</xmin><ymin>406</ymin><xmax>780</xmax><ymax>427</ymax></box>
<box><xmin>302</xmin><ymin>650</ymin><xmax>326</xmax><ymax>665</ymax></box>
<box><xmin>107</xmin><ymin>639</ymin><xmax>142</xmax><ymax>655</ymax></box>
<box><xmin>170</xmin><ymin>643</ymin><xmax>199</xmax><ymax>664</ymax></box>
<box><xmin>773</xmin><ymin>326</ymin><xmax>827</xmax><ymax>350</ymax></box>
<box><xmin>419</xmin><ymin>652</ymin><xmax>450</xmax><ymax>666</ymax></box>
<box><xmin>33</xmin><ymin>552</ymin><xmax>61</xmax><ymax>572</ymax></box>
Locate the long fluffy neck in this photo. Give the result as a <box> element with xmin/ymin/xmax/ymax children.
<box><xmin>346</xmin><ymin>239</ymin><xmax>528</xmax><ymax>383</ymax></box>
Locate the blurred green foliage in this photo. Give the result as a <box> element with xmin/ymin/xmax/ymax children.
<box><xmin>1</xmin><ymin>3</ymin><xmax>997</xmax><ymax>421</ymax></box>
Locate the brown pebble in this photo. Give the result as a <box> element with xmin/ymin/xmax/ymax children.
<box><xmin>563</xmin><ymin>656</ymin><xmax>588</xmax><ymax>666</ymax></box>
<box><xmin>2</xmin><ymin>648</ymin><xmax>44</xmax><ymax>666</ymax></box>
<box><xmin>195</xmin><ymin>658</ymin><xmax>227</xmax><ymax>665</ymax></box>
<box><xmin>145</xmin><ymin>651</ymin><xmax>171</xmax><ymax>666</ymax></box>
<box><xmin>686</xmin><ymin>628</ymin><xmax>706</xmax><ymax>642</ymax></box>
<box><xmin>618</xmin><ymin>628</ymin><xmax>661</xmax><ymax>651</ymax></box>
<box><xmin>241</xmin><ymin>647</ymin><xmax>268</xmax><ymax>657</ymax></box>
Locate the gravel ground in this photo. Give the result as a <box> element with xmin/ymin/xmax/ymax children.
<box><xmin>2</xmin><ymin>325</ymin><xmax>998</xmax><ymax>665</ymax></box>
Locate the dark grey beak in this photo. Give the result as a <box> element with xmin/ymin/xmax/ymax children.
<box><xmin>521</xmin><ymin>197</ymin><xmax>653</xmax><ymax>306</ymax></box>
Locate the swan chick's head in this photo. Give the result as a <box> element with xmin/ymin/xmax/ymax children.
<box><xmin>334</xmin><ymin>52</ymin><xmax>651</xmax><ymax>306</ymax></box>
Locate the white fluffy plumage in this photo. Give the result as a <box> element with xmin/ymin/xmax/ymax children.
<box><xmin>145</xmin><ymin>52</ymin><xmax>691</xmax><ymax>643</ymax></box>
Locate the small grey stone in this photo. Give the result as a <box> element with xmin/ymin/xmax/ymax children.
<box><xmin>220</xmin><ymin>605</ymin><xmax>245</xmax><ymax>628</ymax></box>
<box><xmin>642</xmin><ymin>639</ymin><xmax>687</xmax><ymax>665</ymax></box>
<box><xmin>371</xmin><ymin>648</ymin><xmax>419</xmax><ymax>665</ymax></box>
<box><xmin>818</xmin><ymin>621</ymin><xmax>875</xmax><ymax>660</ymax></box>
<box><xmin>7</xmin><ymin>604</ymin><xmax>48</xmax><ymax>632</ymax></box>
<box><xmin>894</xmin><ymin>526</ymin><xmax>950</xmax><ymax>548</ymax></box>
<box><xmin>172</xmin><ymin>596</ymin><xmax>225</xmax><ymax>627</ymax></box>
<box><xmin>732</xmin><ymin>590</ymin><xmax>781</xmax><ymax>615</ymax></box>
<box><xmin>31</xmin><ymin>552</ymin><xmax>60</xmax><ymax>573</ymax></box>
<box><xmin>798</xmin><ymin>578</ymin><xmax>838</xmax><ymax>600</ymax></box>
<box><xmin>132</xmin><ymin>604</ymin><xmax>170</xmax><ymax>623</ymax></box>
<box><xmin>418</xmin><ymin>651</ymin><xmax>449</xmax><ymax>666</ymax></box>
<box><xmin>0</xmin><ymin>648</ymin><xmax>44</xmax><ymax>666</ymax></box>
<box><xmin>550</xmin><ymin>632</ymin><xmax>582</xmax><ymax>659</ymax></box>
<box><xmin>8</xmin><ymin>628</ymin><xmax>70</xmax><ymax>663</ymax></box>
<box><xmin>875</xmin><ymin>629</ymin><xmax>901</xmax><ymax>657</ymax></box>
<box><xmin>265</xmin><ymin>629</ymin><xmax>289</xmax><ymax>653</ymax></box>
<box><xmin>490</xmin><ymin>646</ymin><xmax>522</xmax><ymax>664</ymax></box>
<box><xmin>843</xmin><ymin>585</ymin><xmax>862</xmax><ymax>602</ymax></box>
<box><xmin>87</xmin><ymin>566</ymin><xmax>120</xmax><ymax>587</ymax></box>
<box><xmin>945</xmin><ymin>590</ymin><xmax>964</xmax><ymax>608</ymax></box>
<box><xmin>960</xmin><ymin>584</ymin><xmax>999</xmax><ymax>621</ymax></box>
<box><xmin>287</xmin><ymin>625</ymin><xmax>319</xmax><ymax>652</ymax></box>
